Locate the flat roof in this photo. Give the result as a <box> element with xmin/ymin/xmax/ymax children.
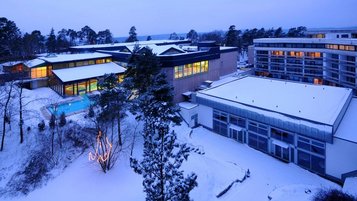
<box><xmin>335</xmin><ymin>99</ymin><xmax>357</xmax><ymax>143</ymax></box>
<box><xmin>39</xmin><ymin>53</ymin><xmax>111</xmax><ymax>63</ymax></box>
<box><xmin>254</xmin><ymin>38</ymin><xmax>357</xmax><ymax>45</ymax></box>
<box><xmin>70</xmin><ymin>40</ymin><xmax>190</xmax><ymax>49</ymax></box>
<box><xmin>197</xmin><ymin>76</ymin><xmax>352</xmax><ymax>126</ymax></box>
<box><xmin>52</xmin><ymin>62</ymin><xmax>126</xmax><ymax>83</ymax></box>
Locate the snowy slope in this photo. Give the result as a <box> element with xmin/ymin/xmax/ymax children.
<box><xmin>4</xmin><ymin>124</ymin><xmax>338</xmax><ymax>201</ymax></box>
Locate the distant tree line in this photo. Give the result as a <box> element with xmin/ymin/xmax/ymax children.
<box><xmin>0</xmin><ymin>17</ymin><xmax>114</xmax><ymax>62</ymax></box>
<box><xmin>185</xmin><ymin>25</ymin><xmax>307</xmax><ymax>52</ymax></box>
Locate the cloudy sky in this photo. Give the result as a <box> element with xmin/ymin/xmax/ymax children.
<box><xmin>1</xmin><ymin>0</ymin><xmax>357</xmax><ymax>37</ymax></box>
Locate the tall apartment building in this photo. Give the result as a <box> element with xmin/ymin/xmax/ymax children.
<box><xmin>253</xmin><ymin>38</ymin><xmax>357</xmax><ymax>91</ymax></box>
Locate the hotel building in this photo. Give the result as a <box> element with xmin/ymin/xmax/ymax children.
<box><xmin>253</xmin><ymin>38</ymin><xmax>357</xmax><ymax>92</ymax></box>
<box><xmin>71</xmin><ymin>40</ymin><xmax>239</xmax><ymax>102</ymax></box>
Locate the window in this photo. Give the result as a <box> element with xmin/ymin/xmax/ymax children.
<box><xmin>88</xmin><ymin>60</ymin><xmax>95</xmax><ymax>65</ymax></box>
<box><xmin>213</xmin><ymin>110</ymin><xmax>228</xmax><ymax>122</ymax></box>
<box><xmin>31</xmin><ymin>67</ymin><xmax>47</xmax><ymax>78</ymax></box>
<box><xmin>213</xmin><ymin>120</ymin><xmax>227</xmax><ymax>136</ymax></box>
<box><xmin>65</xmin><ymin>84</ymin><xmax>74</xmax><ymax>96</ymax></box>
<box><xmin>248</xmin><ymin>121</ymin><xmax>268</xmax><ymax>136</ymax></box>
<box><xmin>297</xmin><ymin>136</ymin><xmax>325</xmax><ymax>156</ymax></box>
<box><xmin>271</xmin><ymin>51</ymin><xmax>284</xmax><ymax>56</ymax></box>
<box><xmin>193</xmin><ymin>62</ymin><xmax>201</xmax><ymax>74</ymax></box>
<box><xmin>89</xmin><ymin>79</ymin><xmax>97</xmax><ymax>91</ymax></box>
<box><xmin>229</xmin><ymin>115</ymin><xmax>246</xmax><ymax>128</ymax></box>
<box><xmin>298</xmin><ymin>150</ymin><xmax>325</xmax><ymax>174</ymax></box>
<box><xmin>106</xmin><ymin>58</ymin><xmax>112</xmax><ymax>63</ymax></box>
<box><xmin>174</xmin><ymin>61</ymin><xmax>209</xmax><ymax>79</ymax></box>
<box><xmin>118</xmin><ymin>74</ymin><xmax>124</xmax><ymax>83</ymax></box>
<box><xmin>174</xmin><ymin>66</ymin><xmax>184</xmax><ymax>78</ymax></box>
<box><xmin>248</xmin><ymin>132</ymin><xmax>268</xmax><ymax>152</ymax></box>
<box><xmin>271</xmin><ymin>128</ymin><xmax>294</xmax><ymax>144</ymax></box>
<box><xmin>96</xmin><ymin>59</ymin><xmax>105</xmax><ymax>64</ymax></box>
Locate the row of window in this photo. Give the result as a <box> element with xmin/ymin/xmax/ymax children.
<box><xmin>52</xmin><ymin>58</ymin><xmax>112</xmax><ymax>70</ymax></box>
<box><xmin>174</xmin><ymin>61</ymin><xmax>209</xmax><ymax>79</ymax></box>
<box><xmin>256</xmin><ymin>42</ymin><xmax>357</xmax><ymax>51</ymax></box>
<box><xmin>326</xmin><ymin>44</ymin><xmax>356</xmax><ymax>51</ymax></box>
<box><xmin>211</xmin><ymin>109</ymin><xmax>326</xmax><ymax>175</ymax></box>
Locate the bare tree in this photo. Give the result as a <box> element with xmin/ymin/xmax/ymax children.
<box><xmin>1</xmin><ymin>81</ymin><xmax>14</xmax><ymax>151</ymax></box>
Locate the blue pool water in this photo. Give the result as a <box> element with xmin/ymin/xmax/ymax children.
<box><xmin>48</xmin><ymin>95</ymin><xmax>92</xmax><ymax>116</ymax></box>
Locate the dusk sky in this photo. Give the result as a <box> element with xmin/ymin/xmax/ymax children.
<box><xmin>1</xmin><ymin>0</ymin><xmax>357</xmax><ymax>37</ymax></box>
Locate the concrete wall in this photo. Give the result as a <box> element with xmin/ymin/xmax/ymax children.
<box><xmin>179</xmin><ymin>105</ymin><xmax>199</xmax><ymax>127</ymax></box>
<box><xmin>326</xmin><ymin>137</ymin><xmax>357</xmax><ymax>180</ymax></box>
<box><xmin>166</xmin><ymin>51</ymin><xmax>237</xmax><ymax>102</ymax></box>
<box><xmin>197</xmin><ymin>104</ymin><xmax>213</xmax><ymax>129</ymax></box>
<box><xmin>248</xmin><ymin>45</ymin><xmax>255</xmax><ymax>65</ymax></box>
<box><xmin>219</xmin><ymin>51</ymin><xmax>238</xmax><ymax>77</ymax></box>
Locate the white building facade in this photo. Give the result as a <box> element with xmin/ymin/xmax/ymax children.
<box><xmin>187</xmin><ymin>76</ymin><xmax>357</xmax><ymax>183</ymax></box>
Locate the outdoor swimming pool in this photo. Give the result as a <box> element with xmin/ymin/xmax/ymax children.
<box><xmin>47</xmin><ymin>95</ymin><xmax>92</xmax><ymax>116</ymax></box>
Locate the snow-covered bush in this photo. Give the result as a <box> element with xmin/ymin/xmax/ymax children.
<box><xmin>38</xmin><ymin>120</ymin><xmax>45</xmax><ymax>132</ymax></box>
<box><xmin>5</xmin><ymin>150</ymin><xmax>53</xmax><ymax>196</ymax></box>
<box><xmin>313</xmin><ymin>189</ymin><xmax>357</xmax><ymax>201</ymax></box>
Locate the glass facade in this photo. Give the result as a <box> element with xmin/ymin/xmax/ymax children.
<box><xmin>174</xmin><ymin>61</ymin><xmax>209</xmax><ymax>79</ymax></box>
<box><xmin>210</xmin><ymin>108</ymin><xmax>326</xmax><ymax>175</ymax></box>
<box><xmin>31</xmin><ymin>66</ymin><xmax>47</xmax><ymax>78</ymax></box>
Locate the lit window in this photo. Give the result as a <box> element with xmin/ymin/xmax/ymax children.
<box><xmin>106</xmin><ymin>58</ymin><xmax>112</xmax><ymax>63</ymax></box>
<box><xmin>31</xmin><ymin>66</ymin><xmax>47</xmax><ymax>78</ymax></box>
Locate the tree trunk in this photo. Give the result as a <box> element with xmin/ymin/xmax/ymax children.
<box><xmin>117</xmin><ymin>117</ymin><xmax>122</xmax><ymax>146</ymax></box>
<box><xmin>19</xmin><ymin>85</ymin><xmax>24</xmax><ymax>144</ymax></box>
<box><xmin>1</xmin><ymin>83</ymin><xmax>13</xmax><ymax>151</ymax></box>
<box><xmin>51</xmin><ymin>131</ymin><xmax>54</xmax><ymax>156</ymax></box>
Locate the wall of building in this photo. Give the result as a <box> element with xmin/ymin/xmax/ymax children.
<box><xmin>326</xmin><ymin>137</ymin><xmax>357</xmax><ymax>180</ymax></box>
<box><xmin>165</xmin><ymin>58</ymin><xmax>222</xmax><ymax>102</ymax></box>
<box><xmin>248</xmin><ymin>45</ymin><xmax>255</xmax><ymax>65</ymax></box>
<box><xmin>197</xmin><ymin>104</ymin><xmax>213</xmax><ymax>129</ymax></box>
<box><xmin>219</xmin><ymin>51</ymin><xmax>238</xmax><ymax>77</ymax></box>
<box><xmin>179</xmin><ymin>105</ymin><xmax>199</xmax><ymax>127</ymax></box>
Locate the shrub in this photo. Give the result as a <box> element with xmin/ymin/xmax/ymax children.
<box><xmin>58</xmin><ymin>112</ymin><xmax>66</xmax><ymax>127</ymax></box>
<box><xmin>38</xmin><ymin>120</ymin><xmax>45</xmax><ymax>132</ymax></box>
<box><xmin>313</xmin><ymin>189</ymin><xmax>357</xmax><ymax>201</ymax></box>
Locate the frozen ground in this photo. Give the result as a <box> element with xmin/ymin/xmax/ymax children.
<box><xmin>4</xmin><ymin>125</ymin><xmax>338</xmax><ymax>201</ymax></box>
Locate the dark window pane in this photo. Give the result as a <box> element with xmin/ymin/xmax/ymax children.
<box><xmin>298</xmin><ymin>151</ymin><xmax>310</xmax><ymax>169</ymax></box>
<box><xmin>311</xmin><ymin>155</ymin><xmax>325</xmax><ymax>174</ymax></box>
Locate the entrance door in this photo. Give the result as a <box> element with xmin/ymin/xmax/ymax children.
<box><xmin>274</xmin><ymin>144</ymin><xmax>290</xmax><ymax>162</ymax></box>
<box><xmin>230</xmin><ymin>128</ymin><xmax>244</xmax><ymax>143</ymax></box>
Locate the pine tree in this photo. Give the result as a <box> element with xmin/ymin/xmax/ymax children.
<box><xmin>225</xmin><ymin>25</ymin><xmax>239</xmax><ymax>47</ymax></box>
<box><xmin>186</xmin><ymin>29</ymin><xmax>198</xmax><ymax>44</ymax></box>
<box><xmin>125</xmin><ymin>48</ymin><xmax>161</xmax><ymax>95</ymax></box>
<box><xmin>169</xmin><ymin>32</ymin><xmax>179</xmax><ymax>40</ymax></box>
<box><xmin>126</xmin><ymin>26</ymin><xmax>138</xmax><ymax>42</ymax></box>
<box><xmin>130</xmin><ymin>73</ymin><xmax>197</xmax><ymax>201</ymax></box>
<box><xmin>97</xmin><ymin>73</ymin><xmax>128</xmax><ymax>145</ymax></box>
<box><xmin>146</xmin><ymin>36</ymin><xmax>152</xmax><ymax>41</ymax></box>
<box><xmin>46</xmin><ymin>28</ymin><xmax>57</xmax><ymax>53</ymax></box>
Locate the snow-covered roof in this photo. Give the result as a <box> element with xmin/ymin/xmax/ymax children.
<box><xmin>335</xmin><ymin>99</ymin><xmax>357</xmax><ymax>143</ymax></box>
<box><xmin>52</xmin><ymin>62</ymin><xmax>126</xmax><ymax>83</ymax></box>
<box><xmin>25</xmin><ymin>58</ymin><xmax>46</xmax><ymax>68</ymax></box>
<box><xmin>197</xmin><ymin>76</ymin><xmax>352</xmax><ymax>126</ymax></box>
<box><xmin>220</xmin><ymin>46</ymin><xmax>238</xmax><ymax>51</ymax></box>
<box><xmin>179</xmin><ymin>102</ymin><xmax>198</xmax><ymax>110</ymax></box>
<box><xmin>0</xmin><ymin>61</ymin><xmax>23</xmax><ymax>66</ymax></box>
<box><xmin>39</xmin><ymin>53</ymin><xmax>111</xmax><ymax>63</ymax></box>
<box><xmin>343</xmin><ymin>177</ymin><xmax>357</xmax><ymax>195</ymax></box>
<box><xmin>141</xmin><ymin>44</ymin><xmax>185</xmax><ymax>55</ymax></box>
<box><xmin>254</xmin><ymin>38</ymin><xmax>357</xmax><ymax>45</ymax></box>
<box><xmin>70</xmin><ymin>40</ymin><xmax>190</xmax><ymax>49</ymax></box>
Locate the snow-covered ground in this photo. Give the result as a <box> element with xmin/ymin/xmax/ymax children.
<box><xmin>4</xmin><ymin>125</ymin><xmax>338</xmax><ymax>201</ymax></box>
